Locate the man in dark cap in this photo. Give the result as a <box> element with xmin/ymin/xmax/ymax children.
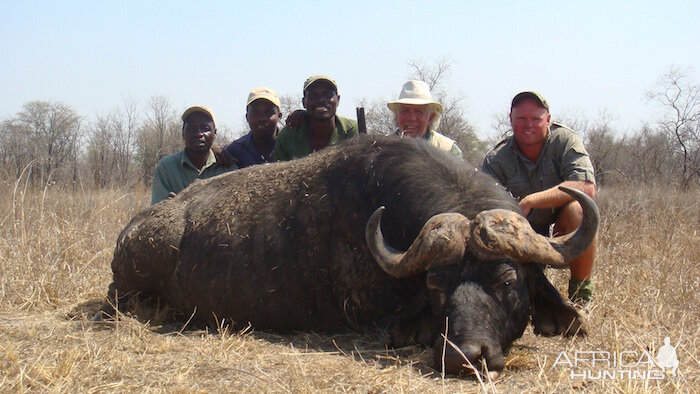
<box><xmin>273</xmin><ymin>75</ymin><xmax>358</xmax><ymax>161</ymax></box>
<box><xmin>482</xmin><ymin>91</ymin><xmax>597</xmax><ymax>305</ymax></box>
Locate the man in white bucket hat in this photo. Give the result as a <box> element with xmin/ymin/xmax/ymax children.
<box><xmin>387</xmin><ymin>80</ymin><xmax>462</xmax><ymax>158</ymax></box>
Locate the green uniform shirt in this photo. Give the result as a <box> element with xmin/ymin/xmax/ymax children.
<box><xmin>273</xmin><ymin>115</ymin><xmax>358</xmax><ymax>161</ymax></box>
<box><xmin>151</xmin><ymin>149</ymin><xmax>237</xmax><ymax>205</ymax></box>
<box><xmin>481</xmin><ymin>123</ymin><xmax>595</xmax><ymax>232</ymax></box>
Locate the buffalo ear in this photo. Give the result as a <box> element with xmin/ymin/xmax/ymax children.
<box><xmin>425</xmin><ymin>266</ymin><xmax>461</xmax><ymax>316</ymax></box>
<box><xmin>526</xmin><ymin>265</ymin><xmax>586</xmax><ymax>337</ymax></box>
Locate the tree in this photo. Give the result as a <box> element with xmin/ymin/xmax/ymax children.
<box><xmin>356</xmin><ymin>97</ymin><xmax>395</xmax><ymax>136</ymax></box>
<box><xmin>0</xmin><ymin>119</ymin><xmax>30</xmax><ymax>179</ymax></box>
<box><xmin>626</xmin><ymin>124</ymin><xmax>678</xmax><ymax>183</ymax></box>
<box><xmin>134</xmin><ymin>96</ymin><xmax>180</xmax><ymax>183</ymax></box>
<box><xmin>110</xmin><ymin>99</ymin><xmax>140</xmax><ymax>185</ymax></box>
<box><xmin>85</xmin><ymin>115</ymin><xmax>115</xmax><ymax>188</ymax></box>
<box><xmin>407</xmin><ymin>58</ymin><xmax>486</xmax><ymax>164</ymax></box>
<box><xmin>648</xmin><ymin>67</ymin><xmax>700</xmax><ymax>189</ymax></box>
<box><xmin>580</xmin><ymin>111</ymin><xmax>625</xmax><ymax>186</ymax></box>
<box><xmin>488</xmin><ymin>111</ymin><xmax>512</xmax><ymax>145</ymax></box>
<box><xmin>278</xmin><ymin>94</ymin><xmax>302</xmax><ymax>126</ymax></box>
<box><xmin>84</xmin><ymin>99</ymin><xmax>140</xmax><ymax>188</ymax></box>
<box><xmin>358</xmin><ymin>58</ymin><xmax>486</xmax><ymax>164</ymax></box>
<box><xmin>13</xmin><ymin>100</ymin><xmax>82</xmax><ymax>185</ymax></box>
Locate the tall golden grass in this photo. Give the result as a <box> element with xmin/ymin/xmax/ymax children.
<box><xmin>0</xmin><ymin>175</ymin><xmax>698</xmax><ymax>393</ymax></box>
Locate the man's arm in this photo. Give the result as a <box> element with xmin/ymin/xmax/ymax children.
<box><xmin>519</xmin><ymin>180</ymin><xmax>595</xmax><ymax>216</ymax></box>
<box><xmin>211</xmin><ymin>144</ymin><xmax>239</xmax><ymax>167</ymax></box>
<box><xmin>285</xmin><ymin>110</ymin><xmax>307</xmax><ymax>129</ymax></box>
<box><xmin>481</xmin><ymin>154</ymin><xmax>505</xmax><ymax>184</ymax></box>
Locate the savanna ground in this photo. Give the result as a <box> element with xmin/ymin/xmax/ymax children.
<box><xmin>0</xmin><ymin>176</ymin><xmax>698</xmax><ymax>393</ymax></box>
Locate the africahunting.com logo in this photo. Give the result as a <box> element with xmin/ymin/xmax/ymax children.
<box><xmin>553</xmin><ymin>337</ymin><xmax>680</xmax><ymax>380</ymax></box>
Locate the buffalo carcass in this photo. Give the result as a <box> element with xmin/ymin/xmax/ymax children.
<box><xmin>102</xmin><ymin>135</ymin><xmax>598</xmax><ymax>375</ymax></box>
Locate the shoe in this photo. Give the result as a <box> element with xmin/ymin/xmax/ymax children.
<box><xmin>568</xmin><ymin>278</ymin><xmax>594</xmax><ymax>305</ymax></box>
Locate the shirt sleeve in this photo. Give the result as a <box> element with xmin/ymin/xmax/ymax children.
<box><xmin>450</xmin><ymin>143</ymin><xmax>463</xmax><ymax>159</ymax></box>
<box><xmin>347</xmin><ymin>120</ymin><xmax>359</xmax><ymax>137</ymax></box>
<box><xmin>481</xmin><ymin>154</ymin><xmax>504</xmax><ymax>184</ymax></box>
<box><xmin>223</xmin><ymin>142</ymin><xmax>235</xmax><ymax>156</ymax></box>
<box><xmin>151</xmin><ymin>162</ymin><xmax>171</xmax><ymax>205</ymax></box>
<box><xmin>560</xmin><ymin>135</ymin><xmax>596</xmax><ymax>184</ymax></box>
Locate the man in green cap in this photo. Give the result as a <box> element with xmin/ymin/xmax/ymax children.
<box><xmin>273</xmin><ymin>75</ymin><xmax>358</xmax><ymax>161</ymax></box>
<box><xmin>151</xmin><ymin>105</ymin><xmax>237</xmax><ymax>204</ymax></box>
<box><xmin>481</xmin><ymin>91</ymin><xmax>597</xmax><ymax>305</ymax></box>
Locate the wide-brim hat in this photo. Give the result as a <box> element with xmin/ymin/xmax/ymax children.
<box><xmin>386</xmin><ymin>80</ymin><xmax>443</xmax><ymax>114</ymax></box>
<box><xmin>181</xmin><ymin>105</ymin><xmax>216</xmax><ymax>127</ymax></box>
<box><xmin>247</xmin><ymin>86</ymin><xmax>281</xmax><ymax>108</ymax></box>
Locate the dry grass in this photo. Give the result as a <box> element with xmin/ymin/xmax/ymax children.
<box><xmin>0</xmin><ymin>176</ymin><xmax>698</xmax><ymax>393</ymax></box>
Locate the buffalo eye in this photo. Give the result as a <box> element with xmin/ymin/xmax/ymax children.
<box><xmin>494</xmin><ymin>269</ymin><xmax>518</xmax><ymax>289</ymax></box>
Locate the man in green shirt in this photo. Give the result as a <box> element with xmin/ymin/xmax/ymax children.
<box><xmin>151</xmin><ymin>105</ymin><xmax>237</xmax><ymax>204</ymax></box>
<box><xmin>481</xmin><ymin>91</ymin><xmax>597</xmax><ymax>305</ymax></box>
<box><xmin>387</xmin><ymin>80</ymin><xmax>463</xmax><ymax>159</ymax></box>
<box><xmin>273</xmin><ymin>75</ymin><xmax>358</xmax><ymax>161</ymax></box>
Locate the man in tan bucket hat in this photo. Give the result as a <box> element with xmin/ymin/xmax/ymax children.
<box><xmin>387</xmin><ymin>80</ymin><xmax>462</xmax><ymax>158</ymax></box>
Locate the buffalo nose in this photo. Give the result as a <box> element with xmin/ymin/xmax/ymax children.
<box><xmin>436</xmin><ymin>341</ymin><xmax>505</xmax><ymax>376</ymax></box>
<box><xmin>461</xmin><ymin>342</ymin><xmax>483</xmax><ymax>364</ymax></box>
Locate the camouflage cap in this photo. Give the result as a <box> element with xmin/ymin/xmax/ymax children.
<box><xmin>511</xmin><ymin>91</ymin><xmax>550</xmax><ymax>112</ymax></box>
<box><xmin>303</xmin><ymin>75</ymin><xmax>338</xmax><ymax>94</ymax></box>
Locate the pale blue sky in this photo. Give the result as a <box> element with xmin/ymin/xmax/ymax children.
<box><xmin>2</xmin><ymin>1</ymin><xmax>698</xmax><ymax>138</ymax></box>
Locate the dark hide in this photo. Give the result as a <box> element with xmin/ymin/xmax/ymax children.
<box><xmin>104</xmin><ymin>135</ymin><xmax>584</xmax><ymax>374</ymax></box>
<box><xmin>431</xmin><ymin>262</ymin><xmax>584</xmax><ymax>375</ymax></box>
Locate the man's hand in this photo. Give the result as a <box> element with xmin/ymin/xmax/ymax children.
<box><xmin>519</xmin><ymin>195</ymin><xmax>535</xmax><ymax>216</ymax></box>
<box><xmin>285</xmin><ymin>110</ymin><xmax>308</xmax><ymax>128</ymax></box>
<box><xmin>211</xmin><ymin>144</ymin><xmax>238</xmax><ymax>167</ymax></box>
<box><xmin>519</xmin><ymin>181</ymin><xmax>595</xmax><ymax>217</ymax></box>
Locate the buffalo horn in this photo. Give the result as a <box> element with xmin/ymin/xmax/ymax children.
<box><xmin>467</xmin><ymin>186</ymin><xmax>599</xmax><ymax>266</ymax></box>
<box><xmin>365</xmin><ymin>207</ymin><xmax>471</xmax><ymax>278</ymax></box>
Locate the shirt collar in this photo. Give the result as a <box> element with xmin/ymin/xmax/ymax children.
<box><xmin>181</xmin><ymin>149</ymin><xmax>217</xmax><ymax>173</ymax></box>
<box><xmin>508</xmin><ymin>128</ymin><xmax>552</xmax><ymax>164</ymax></box>
<box><xmin>393</xmin><ymin>129</ymin><xmax>434</xmax><ymax>140</ymax></box>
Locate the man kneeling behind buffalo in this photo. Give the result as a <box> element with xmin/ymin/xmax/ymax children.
<box><xmin>151</xmin><ymin>105</ymin><xmax>237</xmax><ymax>204</ymax></box>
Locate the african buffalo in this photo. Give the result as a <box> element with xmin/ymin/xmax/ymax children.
<box><xmin>101</xmin><ymin>135</ymin><xmax>598</xmax><ymax>375</ymax></box>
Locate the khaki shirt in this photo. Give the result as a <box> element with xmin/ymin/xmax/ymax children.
<box><xmin>427</xmin><ymin>130</ymin><xmax>463</xmax><ymax>159</ymax></box>
<box><xmin>394</xmin><ymin>129</ymin><xmax>463</xmax><ymax>159</ymax></box>
<box><xmin>481</xmin><ymin>123</ymin><xmax>595</xmax><ymax>232</ymax></box>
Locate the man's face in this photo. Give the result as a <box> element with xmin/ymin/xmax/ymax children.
<box><xmin>246</xmin><ymin>99</ymin><xmax>280</xmax><ymax>139</ymax></box>
<box><xmin>397</xmin><ymin>104</ymin><xmax>435</xmax><ymax>138</ymax></box>
<box><xmin>509</xmin><ymin>99</ymin><xmax>551</xmax><ymax>150</ymax></box>
<box><xmin>182</xmin><ymin>112</ymin><xmax>216</xmax><ymax>154</ymax></box>
<box><xmin>303</xmin><ymin>81</ymin><xmax>339</xmax><ymax>121</ymax></box>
